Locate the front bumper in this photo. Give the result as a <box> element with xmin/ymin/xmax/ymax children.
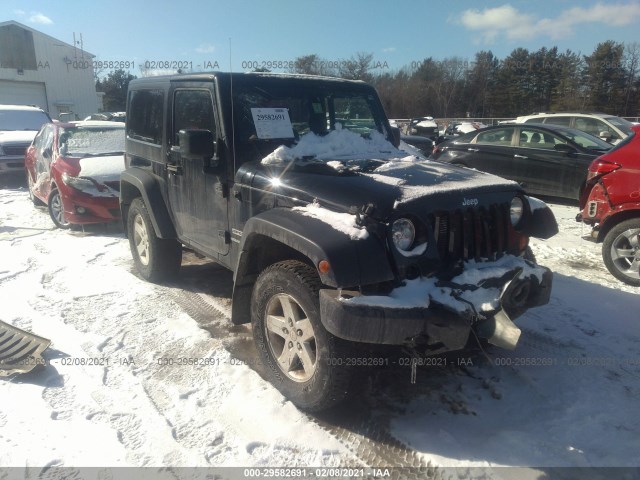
<box><xmin>0</xmin><ymin>156</ymin><xmax>25</xmax><ymax>174</ymax></box>
<box><xmin>320</xmin><ymin>262</ymin><xmax>552</xmax><ymax>352</ymax></box>
<box><xmin>60</xmin><ymin>189</ymin><xmax>121</xmax><ymax>225</ymax></box>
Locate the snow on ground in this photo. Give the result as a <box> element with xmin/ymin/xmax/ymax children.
<box><xmin>1</xmin><ymin>178</ymin><xmax>639</xmax><ymax>475</ymax></box>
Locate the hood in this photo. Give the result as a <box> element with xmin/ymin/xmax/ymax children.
<box><xmin>0</xmin><ymin>131</ymin><xmax>38</xmax><ymax>144</ymax></box>
<box><xmin>77</xmin><ymin>155</ymin><xmax>125</xmax><ymax>182</ymax></box>
<box><xmin>251</xmin><ymin>156</ymin><xmax>520</xmax><ymax>220</ymax></box>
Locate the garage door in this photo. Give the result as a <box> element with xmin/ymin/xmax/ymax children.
<box><xmin>0</xmin><ymin>80</ymin><xmax>48</xmax><ymax>111</ymax></box>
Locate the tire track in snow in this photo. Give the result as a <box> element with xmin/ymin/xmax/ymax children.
<box><xmin>168</xmin><ymin>279</ymin><xmax>445</xmax><ymax>477</ymax></box>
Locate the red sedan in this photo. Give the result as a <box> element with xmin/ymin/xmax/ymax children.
<box><xmin>24</xmin><ymin>121</ymin><xmax>125</xmax><ymax>228</ymax></box>
<box><xmin>579</xmin><ymin>124</ymin><xmax>640</xmax><ymax>285</ymax></box>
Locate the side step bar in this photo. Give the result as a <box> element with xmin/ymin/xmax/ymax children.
<box><xmin>0</xmin><ymin>320</ymin><xmax>51</xmax><ymax>376</ymax></box>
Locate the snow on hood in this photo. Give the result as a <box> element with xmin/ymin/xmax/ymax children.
<box><xmin>292</xmin><ymin>201</ymin><xmax>368</xmax><ymax>240</ymax></box>
<box><xmin>78</xmin><ymin>155</ymin><xmax>125</xmax><ymax>181</ymax></box>
<box><xmin>368</xmin><ymin>160</ymin><xmax>518</xmax><ymax>208</ymax></box>
<box><xmin>343</xmin><ymin>254</ymin><xmax>545</xmax><ymax>315</ymax></box>
<box><xmin>0</xmin><ymin>130</ymin><xmax>38</xmax><ymax>143</ymax></box>
<box><xmin>261</xmin><ymin>126</ymin><xmax>401</xmax><ymax>164</ymax></box>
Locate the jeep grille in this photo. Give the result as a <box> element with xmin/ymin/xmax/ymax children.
<box><xmin>430</xmin><ymin>204</ymin><xmax>510</xmax><ymax>262</ymax></box>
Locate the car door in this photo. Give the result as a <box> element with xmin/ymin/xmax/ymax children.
<box><xmin>33</xmin><ymin>124</ymin><xmax>55</xmax><ymax>200</ymax></box>
<box><xmin>166</xmin><ymin>84</ymin><xmax>229</xmax><ymax>257</ymax></box>
<box><xmin>468</xmin><ymin>127</ymin><xmax>517</xmax><ymax>179</ymax></box>
<box><xmin>514</xmin><ymin>127</ymin><xmax>580</xmax><ymax>198</ymax></box>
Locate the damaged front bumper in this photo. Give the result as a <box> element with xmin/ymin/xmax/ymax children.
<box><xmin>320</xmin><ymin>258</ymin><xmax>552</xmax><ymax>353</ymax></box>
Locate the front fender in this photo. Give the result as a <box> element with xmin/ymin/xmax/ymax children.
<box><xmin>235</xmin><ymin>208</ymin><xmax>394</xmax><ymax>288</ymax></box>
<box><xmin>522</xmin><ymin>196</ymin><xmax>559</xmax><ymax>240</ymax></box>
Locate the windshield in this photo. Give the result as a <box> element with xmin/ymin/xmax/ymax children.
<box><xmin>59</xmin><ymin>126</ymin><xmax>125</xmax><ymax>157</ymax></box>
<box><xmin>0</xmin><ymin>110</ymin><xmax>50</xmax><ymax>131</ymax></box>
<box><xmin>232</xmin><ymin>83</ymin><xmax>395</xmax><ymax>164</ymax></box>
<box><xmin>604</xmin><ymin>116</ymin><xmax>633</xmax><ymax>136</ymax></box>
<box><xmin>560</xmin><ymin>129</ymin><xmax>611</xmax><ymax>151</ymax></box>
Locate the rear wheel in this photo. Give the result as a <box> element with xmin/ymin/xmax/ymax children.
<box><xmin>48</xmin><ymin>188</ymin><xmax>70</xmax><ymax>229</ymax></box>
<box><xmin>251</xmin><ymin>260</ymin><xmax>351</xmax><ymax>411</ymax></box>
<box><xmin>602</xmin><ymin>219</ymin><xmax>640</xmax><ymax>286</ymax></box>
<box><xmin>127</xmin><ymin>198</ymin><xmax>182</xmax><ymax>282</ymax></box>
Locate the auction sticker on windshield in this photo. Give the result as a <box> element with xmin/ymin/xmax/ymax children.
<box><xmin>251</xmin><ymin>108</ymin><xmax>294</xmax><ymax>139</ymax></box>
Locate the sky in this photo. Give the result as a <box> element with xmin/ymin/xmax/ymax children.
<box><xmin>2</xmin><ymin>0</ymin><xmax>640</xmax><ymax>77</ymax></box>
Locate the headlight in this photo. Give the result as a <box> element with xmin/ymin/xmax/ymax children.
<box><xmin>61</xmin><ymin>172</ymin><xmax>97</xmax><ymax>192</ymax></box>
<box><xmin>392</xmin><ymin>218</ymin><xmax>415</xmax><ymax>251</ymax></box>
<box><xmin>510</xmin><ymin>197</ymin><xmax>524</xmax><ymax>226</ymax></box>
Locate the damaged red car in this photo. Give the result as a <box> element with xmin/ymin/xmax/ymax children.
<box><xmin>578</xmin><ymin>125</ymin><xmax>640</xmax><ymax>286</ymax></box>
<box><xmin>24</xmin><ymin>121</ymin><xmax>125</xmax><ymax>228</ymax></box>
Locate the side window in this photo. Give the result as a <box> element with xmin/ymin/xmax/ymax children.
<box><xmin>475</xmin><ymin>128</ymin><xmax>513</xmax><ymax>146</ymax></box>
<box><xmin>518</xmin><ymin>128</ymin><xmax>565</xmax><ymax>149</ymax></box>
<box><xmin>584</xmin><ymin>119</ymin><xmax>619</xmax><ymax>140</ymax></box>
<box><xmin>544</xmin><ymin>116</ymin><xmax>571</xmax><ymax>127</ymax></box>
<box><xmin>172</xmin><ymin>89</ymin><xmax>216</xmax><ymax>145</ymax></box>
<box><xmin>574</xmin><ymin>117</ymin><xmax>608</xmax><ymax>137</ymax></box>
<box><xmin>32</xmin><ymin>125</ymin><xmax>47</xmax><ymax>149</ymax></box>
<box><xmin>127</xmin><ymin>89</ymin><xmax>164</xmax><ymax>144</ymax></box>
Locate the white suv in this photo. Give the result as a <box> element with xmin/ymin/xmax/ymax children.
<box><xmin>0</xmin><ymin>105</ymin><xmax>52</xmax><ymax>175</ymax></box>
<box><xmin>514</xmin><ymin>112</ymin><xmax>633</xmax><ymax>144</ymax></box>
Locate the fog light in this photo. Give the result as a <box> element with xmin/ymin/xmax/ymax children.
<box><xmin>75</xmin><ymin>206</ymin><xmax>86</xmax><ymax>214</ymax></box>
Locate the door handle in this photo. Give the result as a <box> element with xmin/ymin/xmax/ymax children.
<box><xmin>467</xmin><ymin>148</ymin><xmax>479</xmax><ymax>152</ymax></box>
<box><xmin>514</xmin><ymin>154</ymin><xmax>528</xmax><ymax>159</ymax></box>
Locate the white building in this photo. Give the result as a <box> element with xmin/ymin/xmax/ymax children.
<box><xmin>0</xmin><ymin>20</ymin><xmax>99</xmax><ymax>119</ymax></box>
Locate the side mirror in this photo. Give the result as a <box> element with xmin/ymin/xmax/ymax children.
<box><xmin>390</xmin><ymin>126</ymin><xmax>401</xmax><ymax>148</ymax></box>
<box><xmin>178</xmin><ymin>129</ymin><xmax>218</xmax><ymax>168</ymax></box>
<box><xmin>554</xmin><ymin>143</ymin><xmax>576</xmax><ymax>155</ymax></box>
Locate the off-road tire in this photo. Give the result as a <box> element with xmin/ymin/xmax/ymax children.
<box><xmin>26</xmin><ymin>171</ymin><xmax>45</xmax><ymax>206</ymax></box>
<box><xmin>48</xmin><ymin>187</ymin><xmax>70</xmax><ymax>229</ymax></box>
<box><xmin>602</xmin><ymin>218</ymin><xmax>640</xmax><ymax>286</ymax></box>
<box><xmin>251</xmin><ymin>260</ymin><xmax>351</xmax><ymax>411</ymax></box>
<box><xmin>127</xmin><ymin>197</ymin><xmax>182</xmax><ymax>282</ymax></box>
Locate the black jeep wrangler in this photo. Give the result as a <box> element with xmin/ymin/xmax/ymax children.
<box><xmin>121</xmin><ymin>72</ymin><xmax>557</xmax><ymax>411</ymax></box>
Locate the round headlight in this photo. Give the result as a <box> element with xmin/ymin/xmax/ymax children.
<box><xmin>392</xmin><ymin>218</ymin><xmax>415</xmax><ymax>251</ymax></box>
<box><xmin>510</xmin><ymin>197</ymin><xmax>524</xmax><ymax>226</ymax></box>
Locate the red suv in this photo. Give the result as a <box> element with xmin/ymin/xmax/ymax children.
<box><xmin>24</xmin><ymin>121</ymin><xmax>125</xmax><ymax>228</ymax></box>
<box><xmin>579</xmin><ymin>125</ymin><xmax>640</xmax><ymax>285</ymax></box>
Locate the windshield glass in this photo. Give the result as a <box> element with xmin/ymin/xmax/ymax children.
<box><xmin>59</xmin><ymin>126</ymin><xmax>125</xmax><ymax>157</ymax></box>
<box><xmin>0</xmin><ymin>110</ymin><xmax>50</xmax><ymax>131</ymax></box>
<box><xmin>605</xmin><ymin>116</ymin><xmax>633</xmax><ymax>136</ymax></box>
<box><xmin>232</xmin><ymin>82</ymin><xmax>396</xmax><ymax>164</ymax></box>
<box><xmin>560</xmin><ymin>129</ymin><xmax>611</xmax><ymax>151</ymax></box>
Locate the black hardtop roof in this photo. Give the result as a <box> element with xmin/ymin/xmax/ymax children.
<box><xmin>129</xmin><ymin>71</ymin><xmax>368</xmax><ymax>87</ymax></box>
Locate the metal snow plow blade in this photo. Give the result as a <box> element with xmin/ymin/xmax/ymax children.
<box><xmin>0</xmin><ymin>320</ymin><xmax>51</xmax><ymax>376</ymax></box>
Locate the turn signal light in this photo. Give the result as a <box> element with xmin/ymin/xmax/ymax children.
<box><xmin>318</xmin><ymin>260</ymin><xmax>330</xmax><ymax>274</ymax></box>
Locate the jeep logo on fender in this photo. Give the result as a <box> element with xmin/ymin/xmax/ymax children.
<box><xmin>462</xmin><ymin>198</ymin><xmax>479</xmax><ymax>206</ymax></box>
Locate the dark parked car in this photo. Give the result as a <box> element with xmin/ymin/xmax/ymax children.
<box><xmin>578</xmin><ymin>125</ymin><xmax>640</xmax><ymax>285</ymax></box>
<box><xmin>122</xmin><ymin>72</ymin><xmax>557</xmax><ymax>411</ymax></box>
<box><xmin>432</xmin><ymin>123</ymin><xmax>611</xmax><ymax>200</ymax></box>
<box><xmin>25</xmin><ymin>121</ymin><xmax>125</xmax><ymax>228</ymax></box>
<box><xmin>405</xmin><ymin>117</ymin><xmax>439</xmax><ymax>138</ymax></box>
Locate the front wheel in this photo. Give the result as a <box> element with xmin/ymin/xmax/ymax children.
<box><xmin>251</xmin><ymin>260</ymin><xmax>351</xmax><ymax>411</ymax></box>
<box><xmin>127</xmin><ymin>198</ymin><xmax>182</xmax><ymax>282</ymax></box>
<box><xmin>48</xmin><ymin>187</ymin><xmax>70</xmax><ymax>229</ymax></box>
<box><xmin>602</xmin><ymin>219</ymin><xmax>640</xmax><ymax>286</ymax></box>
